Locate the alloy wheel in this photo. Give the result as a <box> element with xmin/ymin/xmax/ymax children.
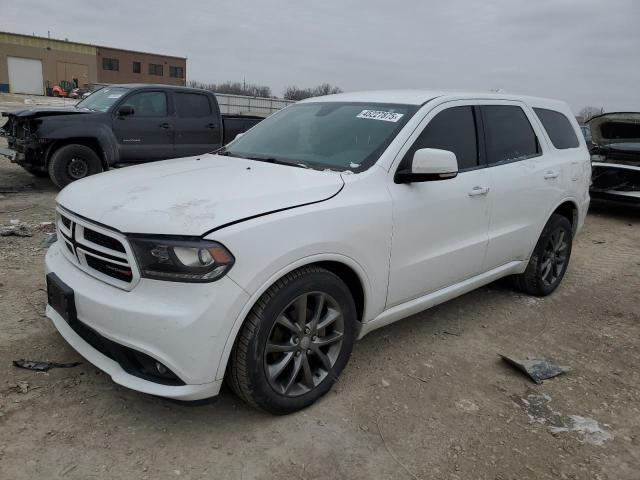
<box><xmin>540</xmin><ymin>228</ymin><xmax>568</xmax><ymax>286</ymax></box>
<box><xmin>67</xmin><ymin>157</ymin><xmax>89</xmax><ymax>179</ymax></box>
<box><xmin>264</xmin><ymin>292</ymin><xmax>344</xmax><ymax>397</ymax></box>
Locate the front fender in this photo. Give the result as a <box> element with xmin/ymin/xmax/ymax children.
<box><xmin>43</xmin><ymin>124</ymin><xmax>119</xmax><ymax>166</ymax></box>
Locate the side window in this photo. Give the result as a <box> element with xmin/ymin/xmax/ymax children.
<box><xmin>534</xmin><ymin>108</ymin><xmax>579</xmax><ymax>149</ymax></box>
<box><xmin>481</xmin><ymin>106</ymin><xmax>540</xmax><ymax>164</ymax></box>
<box><xmin>402</xmin><ymin>106</ymin><xmax>479</xmax><ymax>171</ymax></box>
<box><xmin>174</xmin><ymin>93</ymin><xmax>212</xmax><ymax>118</ymax></box>
<box><xmin>121</xmin><ymin>92</ymin><xmax>167</xmax><ymax>117</ymax></box>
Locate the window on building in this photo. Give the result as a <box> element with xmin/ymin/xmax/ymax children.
<box><xmin>481</xmin><ymin>105</ymin><xmax>540</xmax><ymax>165</ymax></box>
<box><xmin>170</xmin><ymin>66</ymin><xmax>184</xmax><ymax>79</ymax></box>
<box><xmin>120</xmin><ymin>91</ymin><xmax>168</xmax><ymax>117</ymax></box>
<box><xmin>175</xmin><ymin>93</ymin><xmax>212</xmax><ymax>118</ymax></box>
<box><xmin>402</xmin><ymin>106</ymin><xmax>479</xmax><ymax>171</ymax></box>
<box><xmin>102</xmin><ymin>58</ymin><xmax>119</xmax><ymax>71</ymax></box>
<box><xmin>534</xmin><ymin>108</ymin><xmax>580</xmax><ymax>149</ymax></box>
<box><xmin>149</xmin><ymin>64</ymin><xmax>163</xmax><ymax>76</ymax></box>
<box><xmin>132</xmin><ymin>61</ymin><xmax>141</xmax><ymax>74</ymax></box>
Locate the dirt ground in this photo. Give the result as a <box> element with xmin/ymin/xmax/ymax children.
<box><xmin>0</xmin><ymin>133</ymin><xmax>639</xmax><ymax>479</ymax></box>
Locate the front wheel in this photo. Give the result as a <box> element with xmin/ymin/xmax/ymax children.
<box><xmin>513</xmin><ymin>214</ymin><xmax>573</xmax><ymax>296</ymax></box>
<box><xmin>227</xmin><ymin>266</ymin><xmax>357</xmax><ymax>414</ymax></box>
<box><xmin>48</xmin><ymin>144</ymin><xmax>103</xmax><ymax>188</ymax></box>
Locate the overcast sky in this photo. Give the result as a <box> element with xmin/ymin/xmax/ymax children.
<box><xmin>2</xmin><ymin>0</ymin><xmax>639</xmax><ymax>112</ymax></box>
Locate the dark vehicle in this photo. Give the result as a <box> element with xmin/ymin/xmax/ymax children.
<box><xmin>0</xmin><ymin>85</ymin><xmax>264</xmax><ymax>187</ymax></box>
<box><xmin>588</xmin><ymin>112</ymin><xmax>640</xmax><ymax>204</ymax></box>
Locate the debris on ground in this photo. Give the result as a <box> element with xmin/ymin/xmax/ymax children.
<box><xmin>42</xmin><ymin>232</ymin><xmax>57</xmax><ymax>248</ymax></box>
<box><xmin>38</xmin><ymin>222</ymin><xmax>55</xmax><ymax>233</ymax></box>
<box><xmin>13</xmin><ymin>359</ymin><xmax>81</xmax><ymax>372</ymax></box>
<box><xmin>500</xmin><ymin>354</ymin><xmax>571</xmax><ymax>384</ymax></box>
<box><xmin>513</xmin><ymin>393</ymin><xmax>613</xmax><ymax>446</ymax></box>
<box><xmin>0</xmin><ymin>223</ymin><xmax>32</xmax><ymax>237</ymax></box>
<box><xmin>0</xmin><ymin>183</ymin><xmax>34</xmax><ymax>194</ymax></box>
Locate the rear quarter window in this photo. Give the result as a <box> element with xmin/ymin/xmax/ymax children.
<box><xmin>534</xmin><ymin>108</ymin><xmax>580</xmax><ymax>149</ymax></box>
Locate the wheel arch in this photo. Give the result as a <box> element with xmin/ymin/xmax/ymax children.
<box><xmin>215</xmin><ymin>254</ymin><xmax>370</xmax><ymax>381</ymax></box>
<box><xmin>549</xmin><ymin>198</ymin><xmax>579</xmax><ymax>235</ymax></box>
<box><xmin>45</xmin><ymin>138</ymin><xmax>107</xmax><ymax>170</ymax></box>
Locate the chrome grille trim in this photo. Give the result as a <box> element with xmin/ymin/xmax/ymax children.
<box><xmin>55</xmin><ymin>207</ymin><xmax>140</xmax><ymax>290</ymax></box>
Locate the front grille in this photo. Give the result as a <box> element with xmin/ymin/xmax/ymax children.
<box><xmin>84</xmin><ymin>228</ymin><xmax>126</xmax><ymax>253</ymax></box>
<box><xmin>85</xmin><ymin>255</ymin><xmax>133</xmax><ymax>282</ymax></box>
<box><xmin>56</xmin><ymin>209</ymin><xmax>138</xmax><ymax>289</ymax></box>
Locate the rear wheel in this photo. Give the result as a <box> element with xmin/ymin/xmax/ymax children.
<box><xmin>48</xmin><ymin>144</ymin><xmax>103</xmax><ymax>188</ymax></box>
<box><xmin>513</xmin><ymin>214</ymin><xmax>573</xmax><ymax>296</ymax></box>
<box><xmin>227</xmin><ymin>266</ymin><xmax>356</xmax><ymax>414</ymax></box>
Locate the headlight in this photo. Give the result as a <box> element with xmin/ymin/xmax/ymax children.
<box><xmin>129</xmin><ymin>236</ymin><xmax>235</xmax><ymax>283</ymax></box>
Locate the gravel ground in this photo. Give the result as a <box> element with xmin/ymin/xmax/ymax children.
<box><xmin>0</xmin><ymin>133</ymin><xmax>639</xmax><ymax>479</ymax></box>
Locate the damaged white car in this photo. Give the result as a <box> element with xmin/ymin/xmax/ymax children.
<box><xmin>45</xmin><ymin>91</ymin><xmax>590</xmax><ymax>413</ymax></box>
<box><xmin>589</xmin><ymin>112</ymin><xmax>640</xmax><ymax>203</ymax></box>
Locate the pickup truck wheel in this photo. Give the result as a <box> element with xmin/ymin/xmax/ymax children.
<box><xmin>227</xmin><ymin>266</ymin><xmax>356</xmax><ymax>414</ymax></box>
<box><xmin>48</xmin><ymin>144</ymin><xmax>103</xmax><ymax>188</ymax></box>
<box><xmin>513</xmin><ymin>214</ymin><xmax>573</xmax><ymax>296</ymax></box>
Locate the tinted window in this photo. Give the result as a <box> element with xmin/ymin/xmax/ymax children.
<box><xmin>482</xmin><ymin>106</ymin><xmax>540</xmax><ymax>164</ymax></box>
<box><xmin>175</xmin><ymin>93</ymin><xmax>211</xmax><ymax>118</ymax></box>
<box><xmin>121</xmin><ymin>92</ymin><xmax>167</xmax><ymax>117</ymax></box>
<box><xmin>403</xmin><ymin>106</ymin><xmax>478</xmax><ymax>171</ymax></box>
<box><xmin>534</xmin><ymin>108</ymin><xmax>579</xmax><ymax>149</ymax></box>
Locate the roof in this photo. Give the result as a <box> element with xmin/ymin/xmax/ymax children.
<box><xmin>0</xmin><ymin>30</ymin><xmax>186</xmax><ymax>60</ymax></box>
<box><xmin>300</xmin><ymin>89</ymin><xmax>569</xmax><ymax>109</ymax></box>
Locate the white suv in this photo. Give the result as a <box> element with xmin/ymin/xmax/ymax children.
<box><xmin>45</xmin><ymin>91</ymin><xmax>590</xmax><ymax>413</ymax></box>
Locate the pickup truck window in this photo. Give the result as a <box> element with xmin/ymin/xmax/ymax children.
<box><xmin>121</xmin><ymin>92</ymin><xmax>168</xmax><ymax>117</ymax></box>
<box><xmin>75</xmin><ymin>87</ymin><xmax>129</xmax><ymax>112</ymax></box>
<box><xmin>175</xmin><ymin>93</ymin><xmax>211</xmax><ymax>118</ymax></box>
<box><xmin>224</xmin><ymin>102</ymin><xmax>417</xmax><ymax>172</ymax></box>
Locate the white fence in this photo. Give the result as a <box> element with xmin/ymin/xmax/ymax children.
<box><xmin>214</xmin><ymin>93</ymin><xmax>294</xmax><ymax>117</ymax></box>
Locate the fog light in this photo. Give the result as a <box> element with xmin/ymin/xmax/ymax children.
<box><xmin>155</xmin><ymin>362</ymin><xmax>168</xmax><ymax>375</ymax></box>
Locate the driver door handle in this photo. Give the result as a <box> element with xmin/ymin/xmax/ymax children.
<box><xmin>544</xmin><ymin>170</ymin><xmax>560</xmax><ymax>179</ymax></box>
<box><xmin>159</xmin><ymin>122</ymin><xmax>172</xmax><ymax>129</ymax></box>
<box><xmin>468</xmin><ymin>186</ymin><xmax>490</xmax><ymax>197</ymax></box>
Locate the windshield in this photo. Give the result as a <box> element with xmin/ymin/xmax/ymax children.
<box><xmin>75</xmin><ymin>87</ymin><xmax>130</xmax><ymax>112</ymax></box>
<box><xmin>222</xmin><ymin>102</ymin><xmax>418</xmax><ymax>171</ymax></box>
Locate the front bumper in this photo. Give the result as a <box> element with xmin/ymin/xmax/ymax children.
<box><xmin>45</xmin><ymin>241</ymin><xmax>250</xmax><ymax>401</ymax></box>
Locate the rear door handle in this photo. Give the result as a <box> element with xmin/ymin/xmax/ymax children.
<box><xmin>468</xmin><ymin>186</ymin><xmax>490</xmax><ymax>196</ymax></box>
<box><xmin>206</xmin><ymin>123</ymin><xmax>217</xmax><ymax>129</ymax></box>
<box><xmin>159</xmin><ymin>122</ymin><xmax>172</xmax><ymax>129</ymax></box>
<box><xmin>544</xmin><ymin>170</ymin><xmax>560</xmax><ymax>179</ymax></box>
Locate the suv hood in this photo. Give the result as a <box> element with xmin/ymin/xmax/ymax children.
<box><xmin>2</xmin><ymin>107</ymin><xmax>90</xmax><ymax>119</ymax></box>
<box><xmin>57</xmin><ymin>154</ymin><xmax>345</xmax><ymax>236</ymax></box>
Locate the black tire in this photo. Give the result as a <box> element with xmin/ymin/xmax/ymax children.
<box><xmin>227</xmin><ymin>266</ymin><xmax>357</xmax><ymax>414</ymax></box>
<box><xmin>23</xmin><ymin>166</ymin><xmax>49</xmax><ymax>177</ymax></box>
<box><xmin>513</xmin><ymin>214</ymin><xmax>573</xmax><ymax>296</ymax></box>
<box><xmin>48</xmin><ymin>144</ymin><xmax>103</xmax><ymax>188</ymax></box>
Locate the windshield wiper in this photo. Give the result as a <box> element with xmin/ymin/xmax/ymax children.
<box><xmin>242</xmin><ymin>155</ymin><xmax>309</xmax><ymax>169</ymax></box>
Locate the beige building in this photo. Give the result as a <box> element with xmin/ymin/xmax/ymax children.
<box><xmin>0</xmin><ymin>31</ymin><xmax>186</xmax><ymax>95</ymax></box>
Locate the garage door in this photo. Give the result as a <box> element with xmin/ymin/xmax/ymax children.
<box><xmin>7</xmin><ymin>57</ymin><xmax>44</xmax><ymax>95</ymax></box>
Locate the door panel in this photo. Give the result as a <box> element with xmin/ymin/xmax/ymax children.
<box><xmin>481</xmin><ymin>103</ymin><xmax>560</xmax><ymax>269</ymax></box>
<box><xmin>112</xmin><ymin>91</ymin><xmax>174</xmax><ymax>162</ymax></box>
<box><xmin>387</xmin><ymin>169</ymin><xmax>491</xmax><ymax>306</ymax></box>
<box><xmin>172</xmin><ymin>92</ymin><xmax>222</xmax><ymax>157</ymax></box>
<box><xmin>387</xmin><ymin>103</ymin><xmax>491</xmax><ymax>307</ymax></box>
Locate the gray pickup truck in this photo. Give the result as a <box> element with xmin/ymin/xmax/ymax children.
<box><xmin>0</xmin><ymin>84</ymin><xmax>264</xmax><ymax>187</ymax></box>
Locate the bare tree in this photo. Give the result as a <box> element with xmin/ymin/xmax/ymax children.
<box><xmin>578</xmin><ymin>106</ymin><xmax>604</xmax><ymax>123</ymax></box>
<box><xmin>187</xmin><ymin>80</ymin><xmax>273</xmax><ymax>98</ymax></box>
<box><xmin>283</xmin><ymin>84</ymin><xmax>343</xmax><ymax>101</ymax></box>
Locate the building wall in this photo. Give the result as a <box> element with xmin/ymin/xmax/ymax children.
<box><xmin>0</xmin><ymin>32</ymin><xmax>97</xmax><ymax>93</ymax></box>
<box><xmin>96</xmin><ymin>47</ymin><xmax>186</xmax><ymax>86</ymax></box>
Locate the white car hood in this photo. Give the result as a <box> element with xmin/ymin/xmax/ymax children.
<box><xmin>57</xmin><ymin>154</ymin><xmax>344</xmax><ymax>236</ymax></box>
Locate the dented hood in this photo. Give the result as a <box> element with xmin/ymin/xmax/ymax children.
<box><xmin>2</xmin><ymin>106</ymin><xmax>91</xmax><ymax>119</ymax></box>
<box><xmin>56</xmin><ymin>154</ymin><xmax>344</xmax><ymax>236</ymax></box>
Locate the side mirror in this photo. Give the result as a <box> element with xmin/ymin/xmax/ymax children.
<box><xmin>234</xmin><ymin>132</ymin><xmax>245</xmax><ymax>140</ymax></box>
<box><xmin>395</xmin><ymin>148</ymin><xmax>458</xmax><ymax>183</ymax></box>
<box><xmin>117</xmin><ymin>105</ymin><xmax>134</xmax><ymax>117</ymax></box>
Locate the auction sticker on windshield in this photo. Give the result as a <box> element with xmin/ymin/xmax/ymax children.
<box><xmin>356</xmin><ymin>110</ymin><xmax>404</xmax><ymax>122</ymax></box>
